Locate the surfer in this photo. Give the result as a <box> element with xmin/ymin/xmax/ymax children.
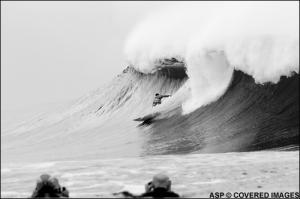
<box><xmin>140</xmin><ymin>173</ymin><xmax>180</xmax><ymax>198</ymax></box>
<box><xmin>153</xmin><ymin>93</ymin><xmax>171</xmax><ymax>107</ymax></box>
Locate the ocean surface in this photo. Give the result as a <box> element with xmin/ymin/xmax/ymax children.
<box><xmin>2</xmin><ymin>151</ymin><xmax>299</xmax><ymax>198</ymax></box>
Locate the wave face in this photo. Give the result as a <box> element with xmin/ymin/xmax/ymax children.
<box><xmin>142</xmin><ymin>66</ymin><xmax>299</xmax><ymax>155</ymax></box>
<box><xmin>2</xmin><ymin>59</ymin><xmax>299</xmax><ymax>163</ymax></box>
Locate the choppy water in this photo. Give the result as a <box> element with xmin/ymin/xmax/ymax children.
<box><xmin>2</xmin><ymin>151</ymin><xmax>299</xmax><ymax>198</ymax></box>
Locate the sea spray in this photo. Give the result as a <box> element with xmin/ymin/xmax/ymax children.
<box><xmin>124</xmin><ymin>1</ymin><xmax>299</xmax><ymax>113</ymax></box>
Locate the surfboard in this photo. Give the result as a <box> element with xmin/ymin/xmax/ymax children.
<box><xmin>133</xmin><ymin>112</ymin><xmax>161</xmax><ymax>126</ymax></box>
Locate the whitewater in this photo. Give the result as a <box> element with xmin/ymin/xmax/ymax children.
<box><xmin>1</xmin><ymin>2</ymin><xmax>299</xmax><ymax>198</ymax></box>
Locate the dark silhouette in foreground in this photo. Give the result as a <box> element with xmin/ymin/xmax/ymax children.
<box><xmin>31</xmin><ymin>174</ymin><xmax>69</xmax><ymax>198</ymax></box>
<box><xmin>114</xmin><ymin>173</ymin><xmax>180</xmax><ymax>198</ymax></box>
<box><xmin>140</xmin><ymin>174</ymin><xmax>180</xmax><ymax>198</ymax></box>
<box><xmin>31</xmin><ymin>173</ymin><xmax>179</xmax><ymax>198</ymax></box>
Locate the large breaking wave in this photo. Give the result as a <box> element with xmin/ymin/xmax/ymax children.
<box><xmin>124</xmin><ymin>1</ymin><xmax>299</xmax><ymax>113</ymax></box>
<box><xmin>2</xmin><ymin>2</ymin><xmax>299</xmax><ymax>163</ymax></box>
<box><xmin>2</xmin><ymin>59</ymin><xmax>299</xmax><ymax>162</ymax></box>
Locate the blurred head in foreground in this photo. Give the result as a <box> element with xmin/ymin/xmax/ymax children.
<box><xmin>31</xmin><ymin>174</ymin><xmax>69</xmax><ymax>198</ymax></box>
<box><xmin>152</xmin><ymin>173</ymin><xmax>171</xmax><ymax>190</ymax></box>
<box><xmin>141</xmin><ymin>173</ymin><xmax>180</xmax><ymax>198</ymax></box>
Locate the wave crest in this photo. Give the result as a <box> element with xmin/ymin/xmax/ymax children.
<box><xmin>124</xmin><ymin>2</ymin><xmax>299</xmax><ymax>113</ymax></box>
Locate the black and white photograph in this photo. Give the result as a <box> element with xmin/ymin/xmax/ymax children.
<box><xmin>1</xmin><ymin>1</ymin><xmax>299</xmax><ymax>198</ymax></box>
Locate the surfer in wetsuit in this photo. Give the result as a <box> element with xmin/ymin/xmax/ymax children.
<box><xmin>153</xmin><ymin>93</ymin><xmax>171</xmax><ymax>107</ymax></box>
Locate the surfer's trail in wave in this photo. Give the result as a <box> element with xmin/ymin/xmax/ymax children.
<box><xmin>2</xmin><ymin>2</ymin><xmax>299</xmax><ymax>163</ymax></box>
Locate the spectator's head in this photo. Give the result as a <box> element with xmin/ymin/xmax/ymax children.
<box><xmin>152</xmin><ymin>173</ymin><xmax>171</xmax><ymax>190</ymax></box>
<box><xmin>32</xmin><ymin>174</ymin><xmax>61</xmax><ymax>198</ymax></box>
<box><xmin>39</xmin><ymin>174</ymin><xmax>51</xmax><ymax>182</ymax></box>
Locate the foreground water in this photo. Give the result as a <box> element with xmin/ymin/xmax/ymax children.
<box><xmin>1</xmin><ymin>151</ymin><xmax>299</xmax><ymax>198</ymax></box>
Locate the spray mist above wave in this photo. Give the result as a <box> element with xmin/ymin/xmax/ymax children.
<box><xmin>124</xmin><ymin>2</ymin><xmax>299</xmax><ymax>114</ymax></box>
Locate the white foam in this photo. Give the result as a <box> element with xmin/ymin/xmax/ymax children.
<box><xmin>121</xmin><ymin>184</ymin><xmax>144</xmax><ymax>195</ymax></box>
<box><xmin>192</xmin><ymin>179</ymin><xmax>226</xmax><ymax>185</ymax></box>
<box><xmin>124</xmin><ymin>1</ymin><xmax>299</xmax><ymax>113</ymax></box>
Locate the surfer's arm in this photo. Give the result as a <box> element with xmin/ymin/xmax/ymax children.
<box><xmin>161</xmin><ymin>94</ymin><xmax>171</xmax><ymax>98</ymax></box>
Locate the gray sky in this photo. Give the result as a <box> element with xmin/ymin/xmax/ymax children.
<box><xmin>1</xmin><ymin>1</ymin><xmax>171</xmax><ymax>115</ymax></box>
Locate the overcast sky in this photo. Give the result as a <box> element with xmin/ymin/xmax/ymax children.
<box><xmin>1</xmin><ymin>1</ymin><xmax>172</xmax><ymax>115</ymax></box>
